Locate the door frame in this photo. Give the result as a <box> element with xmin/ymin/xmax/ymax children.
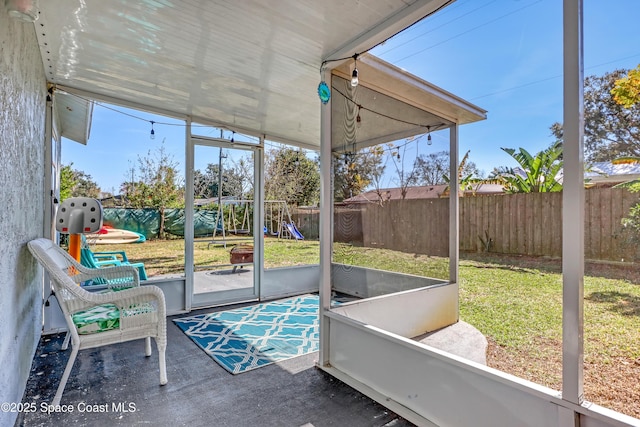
<box><xmin>185</xmin><ymin>132</ymin><xmax>264</xmax><ymax>310</ymax></box>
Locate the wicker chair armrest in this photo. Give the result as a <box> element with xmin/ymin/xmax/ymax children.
<box><xmin>89</xmin><ymin>285</ymin><xmax>166</xmax><ymax>318</ymax></box>
<box><xmin>71</xmin><ymin>264</ymin><xmax>140</xmax><ymax>288</ymax></box>
<box><xmin>93</xmin><ymin>250</ymin><xmax>129</xmax><ymax>262</ymax></box>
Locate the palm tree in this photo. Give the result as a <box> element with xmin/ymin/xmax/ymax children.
<box><xmin>442</xmin><ymin>150</ymin><xmax>481</xmax><ymax>197</ymax></box>
<box><xmin>493</xmin><ymin>143</ymin><xmax>563</xmax><ymax>193</ymax></box>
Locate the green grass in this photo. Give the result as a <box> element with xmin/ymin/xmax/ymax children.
<box><xmin>334</xmin><ymin>243</ymin><xmax>449</xmax><ymax>279</ymax></box>
<box><xmin>88</xmin><ymin>238</ymin><xmax>640</xmax><ymax>415</ymax></box>
<box><xmin>103</xmin><ymin>238</ymin><xmax>640</xmax><ymax>361</ymax></box>
<box><xmin>457</xmin><ymin>257</ymin><xmax>640</xmax><ymax>360</ymax></box>
<box><xmin>458</xmin><ymin>260</ymin><xmax>564</xmax><ymax>349</ymax></box>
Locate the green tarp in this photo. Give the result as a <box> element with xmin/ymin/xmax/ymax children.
<box><xmin>102</xmin><ymin>208</ymin><xmax>221</xmax><ymax>238</ymax></box>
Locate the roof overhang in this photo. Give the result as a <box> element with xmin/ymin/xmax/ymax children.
<box><xmin>52</xmin><ymin>90</ymin><xmax>93</xmax><ymax>145</ymax></box>
<box><xmin>330</xmin><ymin>54</ymin><xmax>487</xmax><ymax>151</ymax></box>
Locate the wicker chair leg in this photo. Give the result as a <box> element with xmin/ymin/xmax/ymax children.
<box><xmin>53</xmin><ymin>345</ymin><xmax>78</xmax><ymax>406</ymax></box>
<box><xmin>159</xmin><ymin>346</ymin><xmax>167</xmax><ymax>385</ymax></box>
<box><xmin>144</xmin><ymin>337</ymin><xmax>152</xmax><ymax>357</ymax></box>
<box><xmin>61</xmin><ymin>331</ymin><xmax>71</xmax><ymax>351</ymax></box>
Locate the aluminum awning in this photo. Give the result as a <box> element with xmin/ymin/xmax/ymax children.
<box><xmin>330</xmin><ymin>54</ymin><xmax>486</xmax><ymax>151</ymax></box>
<box><xmin>34</xmin><ymin>0</ymin><xmax>483</xmax><ymax>149</ymax></box>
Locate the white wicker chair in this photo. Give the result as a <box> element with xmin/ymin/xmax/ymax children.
<box><xmin>27</xmin><ymin>238</ymin><xmax>167</xmax><ymax>405</ymax></box>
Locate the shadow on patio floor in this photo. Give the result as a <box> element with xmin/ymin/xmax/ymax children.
<box><xmin>17</xmin><ymin>303</ymin><xmax>415</xmax><ymax>427</ymax></box>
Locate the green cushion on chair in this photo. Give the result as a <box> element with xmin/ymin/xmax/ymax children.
<box><xmin>72</xmin><ymin>304</ymin><xmax>120</xmax><ymax>335</ymax></box>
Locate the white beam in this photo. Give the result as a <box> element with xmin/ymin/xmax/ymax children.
<box><xmin>44</xmin><ymin>96</ymin><xmax>53</xmax><ymax>239</ymax></box>
<box><xmin>255</xmin><ymin>137</ymin><xmax>265</xmax><ymax>300</ymax></box>
<box><xmin>318</xmin><ymin>71</ymin><xmax>333</xmax><ymax>367</ymax></box>
<box><xmin>562</xmin><ymin>0</ymin><xmax>585</xmax><ymax>406</ymax></box>
<box><xmin>184</xmin><ymin>118</ymin><xmax>194</xmax><ymax>312</ymax></box>
<box><xmin>449</xmin><ymin>125</ymin><xmax>459</xmax><ymax>288</ymax></box>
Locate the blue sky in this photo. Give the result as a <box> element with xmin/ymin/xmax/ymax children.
<box><xmin>371</xmin><ymin>0</ymin><xmax>640</xmax><ymax>176</ymax></box>
<box><xmin>63</xmin><ymin>0</ymin><xmax>640</xmax><ymax>192</ymax></box>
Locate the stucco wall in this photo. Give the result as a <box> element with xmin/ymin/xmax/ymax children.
<box><xmin>0</xmin><ymin>11</ymin><xmax>47</xmax><ymax>427</ymax></box>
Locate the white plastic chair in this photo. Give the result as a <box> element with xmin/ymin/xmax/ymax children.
<box><xmin>27</xmin><ymin>238</ymin><xmax>167</xmax><ymax>405</ymax></box>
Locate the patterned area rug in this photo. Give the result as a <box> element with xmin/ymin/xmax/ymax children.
<box><xmin>173</xmin><ymin>294</ymin><xmax>319</xmax><ymax>374</ymax></box>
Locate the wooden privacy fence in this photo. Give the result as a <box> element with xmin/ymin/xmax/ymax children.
<box><xmin>326</xmin><ymin>188</ymin><xmax>640</xmax><ymax>262</ymax></box>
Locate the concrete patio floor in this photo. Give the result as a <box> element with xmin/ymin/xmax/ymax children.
<box><xmin>16</xmin><ymin>301</ymin><xmax>416</xmax><ymax>427</ymax></box>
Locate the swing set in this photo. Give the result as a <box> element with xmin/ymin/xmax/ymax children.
<box><xmin>207</xmin><ymin>200</ymin><xmax>303</xmax><ymax>248</ymax></box>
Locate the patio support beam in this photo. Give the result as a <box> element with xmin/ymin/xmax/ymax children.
<box><xmin>255</xmin><ymin>136</ymin><xmax>265</xmax><ymax>299</ymax></box>
<box><xmin>184</xmin><ymin>118</ymin><xmax>194</xmax><ymax>312</ymax></box>
<box><xmin>449</xmin><ymin>124</ymin><xmax>459</xmax><ymax>289</ymax></box>
<box><xmin>44</xmin><ymin>94</ymin><xmax>53</xmax><ymax>239</ymax></box>
<box><xmin>318</xmin><ymin>70</ymin><xmax>333</xmax><ymax>367</ymax></box>
<box><xmin>562</xmin><ymin>0</ymin><xmax>585</xmax><ymax>406</ymax></box>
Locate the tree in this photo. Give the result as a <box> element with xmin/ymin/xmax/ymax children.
<box><xmin>227</xmin><ymin>155</ymin><xmax>254</xmax><ymax>200</ymax></box>
<box><xmin>416</xmin><ymin>150</ymin><xmax>481</xmax><ymax>187</ymax></box>
<box><xmin>123</xmin><ymin>142</ymin><xmax>184</xmax><ymax>238</ymax></box>
<box><xmin>60</xmin><ymin>164</ymin><xmax>75</xmax><ymax>202</ymax></box>
<box><xmin>611</xmin><ymin>175</ymin><xmax>640</xmax><ymax>252</ymax></box>
<box><xmin>442</xmin><ymin>150</ymin><xmax>484</xmax><ymax>196</ymax></box>
<box><xmin>550</xmin><ymin>69</ymin><xmax>640</xmax><ymax>162</ymax></box>
<box><xmin>492</xmin><ymin>143</ymin><xmax>563</xmax><ymax>193</ymax></box>
<box><xmin>193</xmin><ymin>169</ymin><xmax>211</xmax><ymax>199</ymax></box>
<box><xmin>415</xmin><ymin>151</ymin><xmax>448</xmax><ymax>185</ymax></box>
<box><xmin>612</xmin><ymin>64</ymin><xmax>640</xmax><ymax>108</ymax></box>
<box><xmin>265</xmin><ymin>147</ymin><xmax>320</xmax><ymax>206</ymax></box>
<box><xmin>59</xmin><ymin>163</ymin><xmax>100</xmax><ymax>201</ymax></box>
<box><xmin>365</xmin><ymin>145</ymin><xmax>390</xmax><ymax>205</ymax></box>
<box><xmin>333</xmin><ymin>147</ymin><xmax>385</xmax><ymax>202</ymax></box>
<box><xmin>610</xmin><ymin>155</ymin><xmax>640</xmax><ymax>249</ymax></box>
<box><xmin>389</xmin><ymin>142</ymin><xmax>420</xmax><ymax>199</ymax></box>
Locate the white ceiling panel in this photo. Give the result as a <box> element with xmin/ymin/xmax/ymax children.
<box><xmin>34</xmin><ymin>0</ymin><xmax>459</xmax><ymax>148</ymax></box>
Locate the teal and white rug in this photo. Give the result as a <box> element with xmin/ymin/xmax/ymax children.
<box><xmin>173</xmin><ymin>294</ymin><xmax>319</xmax><ymax>374</ymax></box>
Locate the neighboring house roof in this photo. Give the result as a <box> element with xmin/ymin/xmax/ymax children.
<box><xmin>586</xmin><ymin>161</ymin><xmax>640</xmax><ymax>184</ymax></box>
<box><xmin>346</xmin><ymin>185</ymin><xmax>448</xmax><ymax>203</ymax></box>
<box><xmin>552</xmin><ymin>162</ymin><xmax>640</xmax><ymax>186</ymax></box>
<box><xmin>194</xmin><ymin>197</ymin><xmax>238</xmax><ymax>206</ymax></box>
<box><xmin>344</xmin><ymin>183</ymin><xmax>505</xmax><ymax>203</ymax></box>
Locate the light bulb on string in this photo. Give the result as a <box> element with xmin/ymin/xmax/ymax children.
<box><xmin>356</xmin><ymin>105</ymin><xmax>362</xmax><ymax>128</ymax></box>
<box><xmin>350</xmin><ymin>54</ymin><xmax>359</xmax><ymax>87</ymax></box>
<box><xmin>427</xmin><ymin>126</ymin><xmax>432</xmax><ymax>146</ymax></box>
<box><xmin>150</xmin><ymin>121</ymin><xmax>155</xmax><ymax>140</ymax></box>
<box><xmin>231</xmin><ymin>131</ymin><xmax>235</xmax><ymax>143</ymax></box>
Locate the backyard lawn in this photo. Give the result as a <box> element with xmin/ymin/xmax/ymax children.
<box><xmin>91</xmin><ymin>238</ymin><xmax>640</xmax><ymax>418</ymax></box>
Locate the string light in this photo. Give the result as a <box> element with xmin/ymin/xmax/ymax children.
<box><xmin>57</xmin><ymin>84</ymin><xmax>443</xmax><ymax>151</ymax></box>
<box><xmin>52</xmin><ymin>91</ymin><xmax>265</xmax><ymax>143</ymax></box>
<box><xmin>351</xmin><ymin>54</ymin><xmax>359</xmax><ymax>87</ymax></box>
<box><xmin>230</xmin><ymin>131</ymin><xmax>235</xmax><ymax>143</ymax></box>
<box><xmin>356</xmin><ymin>105</ymin><xmax>362</xmax><ymax>128</ymax></box>
<box><xmin>332</xmin><ymin>85</ymin><xmax>447</xmax><ymax>133</ymax></box>
<box><xmin>317</xmin><ymin>0</ymin><xmax>452</xmax><ymax>93</ymax></box>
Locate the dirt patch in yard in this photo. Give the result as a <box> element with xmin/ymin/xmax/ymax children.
<box><xmin>486</xmin><ymin>336</ymin><xmax>640</xmax><ymax>419</ymax></box>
